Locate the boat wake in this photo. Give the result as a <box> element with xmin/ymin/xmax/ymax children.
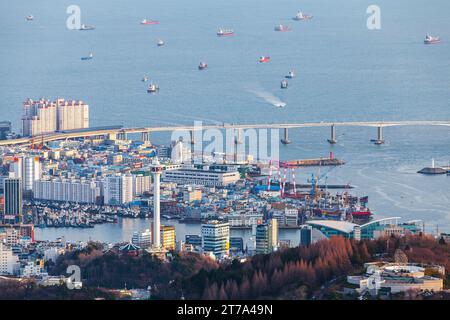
<box><xmin>247</xmin><ymin>88</ymin><xmax>286</xmax><ymax>108</ymax></box>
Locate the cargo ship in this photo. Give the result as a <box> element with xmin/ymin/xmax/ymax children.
<box><xmin>79</xmin><ymin>24</ymin><xmax>95</xmax><ymax>31</ymax></box>
<box><xmin>424</xmin><ymin>34</ymin><xmax>441</xmax><ymax>44</ymax></box>
<box><xmin>285</xmin><ymin>157</ymin><xmax>345</xmax><ymax>167</ymax></box>
<box><xmin>285</xmin><ymin>70</ymin><xmax>295</xmax><ymax>78</ymax></box>
<box><xmin>293</xmin><ymin>11</ymin><xmax>313</xmax><ymax>21</ymax></box>
<box><xmin>198</xmin><ymin>62</ymin><xmax>207</xmax><ymax>70</ymax></box>
<box><xmin>147</xmin><ymin>82</ymin><xmax>159</xmax><ymax>93</ymax></box>
<box><xmin>274</xmin><ymin>24</ymin><xmax>291</xmax><ymax>32</ymax></box>
<box><xmin>259</xmin><ymin>56</ymin><xmax>271</xmax><ymax>63</ymax></box>
<box><xmin>81</xmin><ymin>53</ymin><xmax>94</xmax><ymax>60</ymax></box>
<box><xmin>141</xmin><ymin>19</ymin><xmax>159</xmax><ymax>25</ymax></box>
<box><xmin>217</xmin><ymin>28</ymin><xmax>234</xmax><ymax>36</ymax></box>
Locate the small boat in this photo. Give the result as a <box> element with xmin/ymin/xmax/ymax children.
<box><xmin>142</xmin><ymin>75</ymin><xmax>149</xmax><ymax>82</ymax></box>
<box><xmin>81</xmin><ymin>52</ymin><xmax>94</xmax><ymax>60</ymax></box>
<box><xmin>141</xmin><ymin>19</ymin><xmax>159</xmax><ymax>25</ymax></box>
<box><xmin>26</xmin><ymin>15</ymin><xmax>34</xmax><ymax>21</ymax></box>
<box><xmin>198</xmin><ymin>62</ymin><xmax>207</xmax><ymax>70</ymax></box>
<box><xmin>259</xmin><ymin>56</ymin><xmax>270</xmax><ymax>63</ymax></box>
<box><xmin>147</xmin><ymin>82</ymin><xmax>159</xmax><ymax>93</ymax></box>
<box><xmin>217</xmin><ymin>28</ymin><xmax>234</xmax><ymax>37</ymax></box>
<box><xmin>424</xmin><ymin>34</ymin><xmax>441</xmax><ymax>44</ymax></box>
<box><xmin>79</xmin><ymin>24</ymin><xmax>95</xmax><ymax>31</ymax></box>
<box><xmin>157</xmin><ymin>39</ymin><xmax>165</xmax><ymax>46</ymax></box>
<box><xmin>281</xmin><ymin>79</ymin><xmax>288</xmax><ymax>89</ymax></box>
<box><xmin>274</xmin><ymin>24</ymin><xmax>291</xmax><ymax>32</ymax></box>
<box><xmin>275</xmin><ymin>102</ymin><xmax>286</xmax><ymax>108</ymax></box>
<box><xmin>293</xmin><ymin>11</ymin><xmax>313</xmax><ymax>21</ymax></box>
<box><xmin>285</xmin><ymin>70</ymin><xmax>295</xmax><ymax>78</ymax></box>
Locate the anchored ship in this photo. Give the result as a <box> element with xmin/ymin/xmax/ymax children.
<box><xmin>424</xmin><ymin>34</ymin><xmax>441</xmax><ymax>44</ymax></box>
<box><xmin>285</xmin><ymin>70</ymin><xmax>295</xmax><ymax>78</ymax></box>
<box><xmin>141</xmin><ymin>19</ymin><xmax>159</xmax><ymax>25</ymax></box>
<box><xmin>274</xmin><ymin>24</ymin><xmax>291</xmax><ymax>32</ymax></box>
<box><xmin>217</xmin><ymin>28</ymin><xmax>234</xmax><ymax>37</ymax></box>
<box><xmin>79</xmin><ymin>24</ymin><xmax>95</xmax><ymax>31</ymax></box>
<box><xmin>293</xmin><ymin>11</ymin><xmax>313</xmax><ymax>21</ymax></box>
<box><xmin>81</xmin><ymin>52</ymin><xmax>94</xmax><ymax>60</ymax></box>
<box><xmin>147</xmin><ymin>82</ymin><xmax>159</xmax><ymax>93</ymax></box>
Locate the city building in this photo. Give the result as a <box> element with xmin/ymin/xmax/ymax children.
<box><xmin>132</xmin><ymin>172</ymin><xmax>151</xmax><ymax>196</ymax></box>
<box><xmin>10</xmin><ymin>156</ymin><xmax>42</xmax><ymax>194</ymax></box>
<box><xmin>201</xmin><ymin>221</ymin><xmax>230</xmax><ymax>259</ymax></box>
<box><xmin>22</xmin><ymin>98</ymin><xmax>89</xmax><ymax>136</ymax></box>
<box><xmin>0</xmin><ymin>243</ymin><xmax>20</xmax><ymax>275</ymax></box>
<box><xmin>306</xmin><ymin>217</ymin><xmax>421</xmax><ymax>241</ymax></box>
<box><xmin>3</xmin><ymin>178</ymin><xmax>22</xmax><ymax>224</ymax></box>
<box><xmin>131</xmin><ymin>229</ymin><xmax>152</xmax><ymax>249</ymax></box>
<box><xmin>0</xmin><ymin>121</ymin><xmax>11</xmax><ymax>140</ymax></box>
<box><xmin>160</xmin><ymin>225</ymin><xmax>176</xmax><ymax>250</ymax></box>
<box><xmin>185</xmin><ymin>234</ymin><xmax>202</xmax><ymax>248</ymax></box>
<box><xmin>300</xmin><ymin>225</ymin><xmax>313</xmax><ymax>246</ymax></box>
<box><xmin>170</xmin><ymin>140</ymin><xmax>191</xmax><ymax>164</ymax></box>
<box><xmin>346</xmin><ymin>262</ymin><xmax>444</xmax><ymax>295</ymax></box>
<box><xmin>162</xmin><ymin>165</ymin><xmax>240</xmax><ymax>187</ymax></box>
<box><xmin>230</xmin><ymin>237</ymin><xmax>244</xmax><ymax>253</ymax></box>
<box><xmin>33</xmin><ymin>178</ymin><xmax>101</xmax><ymax>204</ymax></box>
<box><xmin>255</xmin><ymin>218</ymin><xmax>278</xmax><ymax>254</ymax></box>
<box><xmin>103</xmin><ymin>174</ymin><xmax>133</xmax><ymax>205</ymax></box>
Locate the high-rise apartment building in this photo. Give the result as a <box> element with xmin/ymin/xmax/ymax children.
<box><xmin>22</xmin><ymin>98</ymin><xmax>89</xmax><ymax>136</ymax></box>
<box><xmin>103</xmin><ymin>174</ymin><xmax>133</xmax><ymax>205</ymax></box>
<box><xmin>33</xmin><ymin>178</ymin><xmax>101</xmax><ymax>204</ymax></box>
<box><xmin>10</xmin><ymin>156</ymin><xmax>42</xmax><ymax>194</ymax></box>
<box><xmin>255</xmin><ymin>218</ymin><xmax>278</xmax><ymax>255</ymax></box>
<box><xmin>161</xmin><ymin>225</ymin><xmax>176</xmax><ymax>251</ymax></box>
<box><xmin>3</xmin><ymin>178</ymin><xmax>22</xmax><ymax>224</ymax></box>
<box><xmin>201</xmin><ymin>221</ymin><xmax>230</xmax><ymax>259</ymax></box>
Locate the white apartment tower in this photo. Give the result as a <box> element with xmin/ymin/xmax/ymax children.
<box><xmin>103</xmin><ymin>174</ymin><xmax>133</xmax><ymax>205</ymax></box>
<box><xmin>10</xmin><ymin>156</ymin><xmax>42</xmax><ymax>193</ymax></box>
<box><xmin>22</xmin><ymin>98</ymin><xmax>89</xmax><ymax>136</ymax></box>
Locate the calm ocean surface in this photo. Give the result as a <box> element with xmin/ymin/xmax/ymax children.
<box><xmin>1</xmin><ymin>0</ymin><xmax>449</xmax><ymax>242</ymax></box>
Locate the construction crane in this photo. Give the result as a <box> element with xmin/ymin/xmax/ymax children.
<box><xmin>307</xmin><ymin>166</ymin><xmax>336</xmax><ymax>199</ymax></box>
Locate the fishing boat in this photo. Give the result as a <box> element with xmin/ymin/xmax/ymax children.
<box><xmin>293</xmin><ymin>11</ymin><xmax>313</xmax><ymax>21</ymax></box>
<box><xmin>198</xmin><ymin>62</ymin><xmax>207</xmax><ymax>70</ymax></box>
<box><xmin>157</xmin><ymin>39</ymin><xmax>165</xmax><ymax>46</ymax></box>
<box><xmin>26</xmin><ymin>15</ymin><xmax>34</xmax><ymax>21</ymax></box>
<box><xmin>81</xmin><ymin>52</ymin><xmax>94</xmax><ymax>60</ymax></box>
<box><xmin>217</xmin><ymin>28</ymin><xmax>234</xmax><ymax>37</ymax></box>
<box><xmin>141</xmin><ymin>19</ymin><xmax>159</xmax><ymax>25</ymax></box>
<box><xmin>259</xmin><ymin>56</ymin><xmax>270</xmax><ymax>63</ymax></box>
<box><xmin>79</xmin><ymin>24</ymin><xmax>95</xmax><ymax>30</ymax></box>
<box><xmin>424</xmin><ymin>34</ymin><xmax>441</xmax><ymax>44</ymax></box>
<box><xmin>281</xmin><ymin>79</ymin><xmax>288</xmax><ymax>89</ymax></box>
<box><xmin>285</xmin><ymin>70</ymin><xmax>295</xmax><ymax>78</ymax></box>
<box><xmin>147</xmin><ymin>82</ymin><xmax>159</xmax><ymax>93</ymax></box>
<box><xmin>274</xmin><ymin>24</ymin><xmax>291</xmax><ymax>32</ymax></box>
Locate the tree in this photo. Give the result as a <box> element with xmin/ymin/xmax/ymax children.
<box><xmin>394</xmin><ymin>249</ymin><xmax>408</xmax><ymax>264</ymax></box>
